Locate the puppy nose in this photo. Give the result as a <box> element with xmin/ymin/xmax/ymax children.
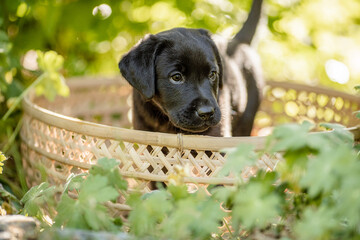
<box><xmin>196</xmin><ymin>106</ymin><xmax>215</xmax><ymax>120</ymax></box>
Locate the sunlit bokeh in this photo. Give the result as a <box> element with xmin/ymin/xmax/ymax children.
<box><xmin>92</xmin><ymin>4</ymin><xmax>112</xmax><ymax>19</ymax></box>
<box><xmin>22</xmin><ymin>50</ymin><xmax>39</xmax><ymax>71</ymax></box>
<box><xmin>325</xmin><ymin>59</ymin><xmax>350</xmax><ymax>84</ymax></box>
<box><xmin>2</xmin><ymin>0</ymin><xmax>359</xmax><ymax>92</ymax></box>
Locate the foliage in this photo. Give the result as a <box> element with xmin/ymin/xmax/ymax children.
<box><xmin>21</xmin><ymin>157</ymin><xmax>127</xmax><ymax>231</ymax></box>
<box><xmin>13</xmin><ymin>123</ymin><xmax>360</xmax><ymax>239</ymax></box>
<box><xmin>35</xmin><ymin>50</ymin><xmax>69</xmax><ymax>101</ymax></box>
<box><xmin>54</xmin><ymin>175</ymin><xmax>119</xmax><ymax>231</ymax></box>
<box><xmin>0</xmin><ymin>49</ymin><xmax>67</xmax><ymax>199</ymax></box>
<box><xmin>21</xmin><ymin>182</ymin><xmax>56</xmax><ymax>221</ymax></box>
<box><xmin>215</xmin><ymin>122</ymin><xmax>360</xmax><ymax>239</ymax></box>
<box><xmin>128</xmin><ymin>185</ymin><xmax>225</xmax><ymax>239</ymax></box>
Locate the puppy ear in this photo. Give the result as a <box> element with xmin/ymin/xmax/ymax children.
<box><xmin>196</xmin><ymin>29</ymin><xmax>223</xmax><ymax>89</ymax></box>
<box><xmin>197</xmin><ymin>28</ymin><xmax>211</xmax><ymax>37</ymax></box>
<box><xmin>119</xmin><ymin>35</ymin><xmax>159</xmax><ymax>100</ymax></box>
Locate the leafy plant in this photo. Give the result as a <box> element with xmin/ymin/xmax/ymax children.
<box><xmin>21</xmin><ymin>182</ymin><xmax>56</xmax><ymax>221</ymax></box>
<box><xmin>21</xmin><ymin>157</ymin><xmax>127</xmax><ymax>231</ymax></box>
<box><xmin>214</xmin><ymin>122</ymin><xmax>360</xmax><ymax>239</ymax></box>
<box><xmin>0</xmin><ymin>49</ymin><xmax>68</xmax><ymax>200</ymax></box>
<box><xmin>54</xmin><ymin>175</ymin><xmax>119</xmax><ymax>231</ymax></box>
<box><xmin>128</xmin><ymin>183</ymin><xmax>225</xmax><ymax>240</ymax></box>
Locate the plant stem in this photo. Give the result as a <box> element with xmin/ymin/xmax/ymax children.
<box><xmin>223</xmin><ymin>217</ymin><xmax>234</xmax><ymax>238</ymax></box>
<box><xmin>2</xmin><ymin>74</ymin><xmax>45</xmax><ymax>121</ymax></box>
<box><xmin>3</xmin><ymin>117</ymin><xmax>23</xmax><ymax>153</ymax></box>
<box><xmin>10</xmin><ymin>143</ymin><xmax>28</xmax><ymax>194</ymax></box>
<box><xmin>0</xmin><ymin>175</ymin><xmax>23</xmax><ymax>199</ymax></box>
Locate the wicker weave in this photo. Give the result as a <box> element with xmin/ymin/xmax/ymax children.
<box><xmin>20</xmin><ymin>76</ymin><xmax>360</xmax><ymax>203</ymax></box>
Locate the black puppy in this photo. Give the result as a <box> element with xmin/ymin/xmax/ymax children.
<box><xmin>119</xmin><ymin>0</ymin><xmax>264</xmax><ymax>137</ymax></box>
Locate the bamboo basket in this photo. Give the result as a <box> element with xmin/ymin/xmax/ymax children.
<box><xmin>20</xmin><ymin>76</ymin><xmax>360</xmax><ymax>202</ymax></box>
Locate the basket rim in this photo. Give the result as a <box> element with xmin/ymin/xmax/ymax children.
<box><xmin>22</xmin><ymin>76</ymin><xmax>360</xmax><ymax>151</ymax></box>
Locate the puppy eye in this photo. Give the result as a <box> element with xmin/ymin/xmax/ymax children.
<box><xmin>170</xmin><ymin>73</ymin><xmax>184</xmax><ymax>84</ymax></box>
<box><xmin>209</xmin><ymin>71</ymin><xmax>218</xmax><ymax>81</ymax></box>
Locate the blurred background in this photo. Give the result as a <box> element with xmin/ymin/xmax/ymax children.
<box><xmin>1</xmin><ymin>0</ymin><xmax>360</xmax><ymax>95</ymax></box>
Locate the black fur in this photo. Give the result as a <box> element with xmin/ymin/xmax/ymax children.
<box><xmin>119</xmin><ymin>0</ymin><xmax>264</xmax><ymax>137</ymax></box>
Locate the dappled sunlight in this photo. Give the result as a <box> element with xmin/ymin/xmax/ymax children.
<box><xmin>120</xmin><ymin>1</ymin><xmax>187</xmax><ymax>31</ymax></box>
<box><xmin>2</xmin><ymin>0</ymin><xmax>360</xmax><ymax>95</ymax></box>
<box><xmin>92</xmin><ymin>4</ymin><xmax>112</xmax><ymax>19</ymax></box>
<box><xmin>26</xmin><ymin>0</ymin><xmax>356</xmax><ymax>89</ymax></box>
<box><xmin>258</xmin><ymin>0</ymin><xmax>360</xmax><ymax>92</ymax></box>
<box><xmin>325</xmin><ymin>59</ymin><xmax>350</xmax><ymax>84</ymax></box>
<box><xmin>22</xmin><ymin>50</ymin><xmax>38</xmax><ymax>71</ymax></box>
<box><xmin>205</xmin><ymin>0</ymin><xmax>234</xmax><ymax>12</ymax></box>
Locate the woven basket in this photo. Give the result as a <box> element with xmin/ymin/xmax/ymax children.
<box><xmin>20</xmin><ymin>76</ymin><xmax>360</xmax><ymax>198</ymax></box>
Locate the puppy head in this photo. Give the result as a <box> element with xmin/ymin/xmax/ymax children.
<box><xmin>119</xmin><ymin>28</ymin><xmax>223</xmax><ymax>133</ymax></box>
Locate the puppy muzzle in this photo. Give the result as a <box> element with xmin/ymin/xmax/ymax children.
<box><xmin>169</xmin><ymin>100</ymin><xmax>221</xmax><ymax>133</ymax></box>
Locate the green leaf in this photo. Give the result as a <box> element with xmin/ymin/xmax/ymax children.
<box><xmin>212</xmin><ymin>185</ymin><xmax>234</xmax><ymax>203</ymax></box>
<box><xmin>20</xmin><ymin>183</ymin><xmax>47</xmax><ymax>204</ymax></box>
<box><xmin>161</xmin><ymin>199</ymin><xmax>196</xmax><ymax>239</ymax></box>
<box><xmin>300</xmin><ymin>144</ymin><xmax>355</xmax><ymax>197</ymax></box>
<box><xmin>93</xmin><ymin>157</ymin><xmax>119</xmax><ymax>171</ymax></box>
<box><xmin>35</xmin><ymin>51</ymin><xmax>69</xmax><ymax>101</ymax></box>
<box><xmin>37</xmin><ymin>50</ymin><xmax>64</xmax><ymax>73</ymax></box>
<box><xmin>294</xmin><ymin>207</ymin><xmax>337</xmax><ymax>240</ymax></box>
<box><xmin>333</xmin><ymin>160</ymin><xmax>360</xmax><ymax>226</ymax></box>
<box><xmin>192</xmin><ymin>198</ymin><xmax>225</xmax><ymax>238</ymax></box>
<box><xmin>35</xmin><ymin>73</ymin><xmax>69</xmax><ymax>101</ymax></box>
<box><xmin>55</xmin><ymin>175</ymin><xmax>119</xmax><ymax>231</ymax></box>
<box><xmin>356</xmin><ymin>111</ymin><xmax>360</xmax><ymax>119</ymax></box>
<box><xmin>219</xmin><ymin>144</ymin><xmax>257</xmax><ymax>176</ymax></box>
<box><xmin>89</xmin><ymin>158</ymin><xmax>128</xmax><ymax>191</ymax></box>
<box><xmin>212</xmin><ymin>185</ymin><xmax>236</xmax><ymax>210</ymax></box>
<box><xmin>127</xmin><ymin>192</ymin><xmax>142</xmax><ymax>206</ymax></box>
<box><xmin>78</xmin><ymin>175</ymin><xmax>119</xmax><ymax>203</ymax></box>
<box><xmin>277</xmin><ymin>150</ymin><xmax>308</xmax><ymax>185</ymax></box>
<box><xmin>167</xmin><ymin>184</ymin><xmax>189</xmax><ymax>201</ymax></box>
<box><xmin>62</xmin><ymin>173</ymin><xmax>87</xmax><ymax>194</ymax></box>
<box><xmin>20</xmin><ymin>182</ymin><xmax>56</xmax><ymax>220</ymax></box>
<box><xmin>161</xmin><ymin>190</ymin><xmax>224</xmax><ymax>239</ymax></box>
<box><xmin>83</xmin><ymin>205</ymin><xmax>117</xmax><ymax>231</ymax></box>
<box><xmin>320</xmin><ymin>123</ymin><xmax>354</xmax><ymax>145</ymax></box>
<box><xmin>54</xmin><ymin>194</ymin><xmax>77</xmax><ymax>227</ymax></box>
<box><xmin>128</xmin><ymin>190</ymin><xmax>171</xmax><ymax>236</ymax></box>
<box><xmin>232</xmin><ymin>182</ymin><xmax>280</xmax><ymax>230</ymax></box>
<box><xmin>270</xmin><ymin>122</ymin><xmax>314</xmax><ymax>152</ymax></box>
